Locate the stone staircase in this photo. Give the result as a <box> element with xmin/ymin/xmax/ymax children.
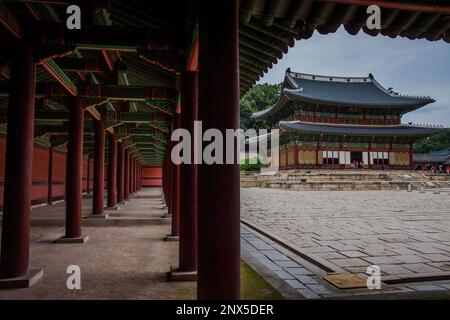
<box><xmin>240</xmin><ymin>170</ymin><xmax>450</xmax><ymax>191</ymax></box>
<box><xmin>240</xmin><ymin>171</ymin><xmax>260</xmax><ymax>187</ymax></box>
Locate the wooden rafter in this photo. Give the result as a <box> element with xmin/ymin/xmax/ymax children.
<box><xmin>317</xmin><ymin>0</ymin><xmax>450</xmax><ymax>15</ymax></box>
<box><xmin>0</xmin><ymin>0</ymin><xmax>23</xmax><ymax>39</ymax></box>
<box><xmin>40</xmin><ymin>59</ymin><xmax>78</xmax><ymax>96</ymax></box>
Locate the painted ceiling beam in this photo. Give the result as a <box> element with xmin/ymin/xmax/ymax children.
<box><xmin>128</xmin><ymin>125</ymin><xmax>169</xmax><ymax>135</ymax></box>
<box><xmin>25</xmin><ymin>2</ymin><xmax>105</xmax><ymax>122</ymax></box>
<box><xmin>117</xmin><ymin>112</ymin><xmax>167</xmax><ymax>124</ymax></box>
<box><xmin>0</xmin><ymin>0</ymin><xmax>23</xmax><ymax>39</ymax></box>
<box><xmin>133</xmin><ymin>138</ymin><xmax>168</xmax><ymax>144</ymax></box>
<box><xmin>144</xmin><ymin>101</ymin><xmax>173</xmax><ymax>115</ymax></box>
<box><xmin>32</xmin><ymin>22</ymin><xmax>179</xmax><ymax>52</ymax></box>
<box><xmin>40</xmin><ymin>59</ymin><xmax>78</xmax><ymax>96</ymax></box>
<box><xmin>0</xmin><ymin>82</ymin><xmax>175</xmax><ymax>101</ymax></box>
<box><xmin>54</xmin><ymin>57</ymin><xmax>108</xmax><ymax>73</ymax></box>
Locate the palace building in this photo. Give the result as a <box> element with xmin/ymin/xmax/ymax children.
<box><xmin>252</xmin><ymin>69</ymin><xmax>446</xmax><ymax>170</ymax></box>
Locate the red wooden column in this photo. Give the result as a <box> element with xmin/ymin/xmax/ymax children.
<box><xmin>136</xmin><ymin>162</ymin><xmax>140</xmax><ymax>191</ymax></box>
<box><xmin>198</xmin><ymin>0</ymin><xmax>240</xmax><ymax>299</ymax></box>
<box><xmin>166</xmin><ymin>114</ymin><xmax>180</xmax><ymax>241</ymax></box>
<box><xmin>138</xmin><ymin>163</ymin><xmax>142</xmax><ymax>190</ymax></box>
<box><xmin>0</xmin><ymin>37</ymin><xmax>42</xmax><ymax>283</ymax></box>
<box><xmin>129</xmin><ymin>156</ymin><xmax>133</xmax><ymax>195</ymax></box>
<box><xmin>135</xmin><ymin>160</ymin><xmax>138</xmax><ymax>191</ymax></box>
<box><xmin>316</xmin><ymin>140</ymin><xmax>321</xmax><ymax>168</ymax></box>
<box><xmin>124</xmin><ymin>149</ymin><xmax>130</xmax><ymax>200</ymax></box>
<box><xmin>163</xmin><ymin>145</ymin><xmax>172</xmax><ymax>211</ymax></box>
<box><xmin>294</xmin><ymin>144</ymin><xmax>299</xmax><ymax>168</ymax></box>
<box><xmin>131</xmin><ymin>155</ymin><xmax>134</xmax><ymax>194</ymax></box>
<box><xmin>139</xmin><ymin>162</ymin><xmax>141</xmax><ymax>190</ymax></box>
<box><xmin>409</xmin><ymin>143</ymin><xmax>414</xmax><ymax>171</ymax></box>
<box><xmin>130</xmin><ymin>156</ymin><xmax>135</xmax><ymax>194</ymax></box>
<box><xmin>107</xmin><ymin>132</ymin><xmax>117</xmax><ymax>208</ymax></box>
<box><xmin>47</xmin><ymin>146</ymin><xmax>54</xmax><ymax>205</ymax></box>
<box><xmin>93</xmin><ymin>119</ymin><xmax>105</xmax><ymax>215</ymax></box>
<box><xmin>137</xmin><ymin>163</ymin><xmax>140</xmax><ymax>190</ymax></box>
<box><xmin>61</xmin><ymin>97</ymin><xmax>87</xmax><ymax>242</ymax></box>
<box><xmin>86</xmin><ymin>155</ymin><xmax>91</xmax><ymax>194</ymax></box>
<box><xmin>117</xmin><ymin>142</ymin><xmax>125</xmax><ymax>203</ymax></box>
<box><xmin>133</xmin><ymin>159</ymin><xmax>138</xmax><ymax>192</ymax></box>
<box><xmin>137</xmin><ymin>161</ymin><xmax>140</xmax><ymax>190</ymax></box>
<box><xmin>177</xmin><ymin>70</ymin><xmax>198</xmax><ymax>276</ymax></box>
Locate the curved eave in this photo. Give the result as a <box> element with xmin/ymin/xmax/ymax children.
<box><xmin>238</xmin><ymin>1</ymin><xmax>450</xmax><ymax>94</ymax></box>
<box><xmin>251</xmin><ymin>94</ymin><xmax>290</xmax><ymax>120</ymax></box>
<box><xmin>284</xmin><ymin>90</ymin><xmax>435</xmax><ymax>112</ymax></box>
<box><xmin>279</xmin><ymin>121</ymin><xmax>446</xmax><ymax>137</ymax></box>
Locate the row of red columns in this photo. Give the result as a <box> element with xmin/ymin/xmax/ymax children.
<box><xmin>1</xmin><ymin>0</ymin><xmax>240</xmax><ymax>299</ymax></box>
<box><xmin>0</xmin><ymin>37</ymin><xmax>143</xmax><ymax>281</ymax></box>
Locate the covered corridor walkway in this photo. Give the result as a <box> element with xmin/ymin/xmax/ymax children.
<box><xmin>0</xmin><ymin>0</ymin><xmax>449</xmax><ymax>300</ymax></box>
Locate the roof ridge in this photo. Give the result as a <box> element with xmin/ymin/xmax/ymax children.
<box><xmin>286</xmin><ymin>68</ymin><xmax>372</xmax><ymax>83</ymax></box>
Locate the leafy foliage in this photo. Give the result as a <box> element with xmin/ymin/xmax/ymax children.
<box><xmin>240</xmin><ymin>83</ymin><xmax>281</xmax><ymax>130</ymax></box>
<box><xmin>413</xmin><ymin>129</ymin><xmax>450</xmax><ymax>153</ymax></box>
<box><xmin>240</xmin><ymin>157</ymin><xmax>267</xmax><ymax>172</ymax></box>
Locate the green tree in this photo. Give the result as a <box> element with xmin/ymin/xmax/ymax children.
<box><xmin>413</xmin><ymin>129</ymin><xmax>450</xmax><ymax>153</ymax></box>
<box><xmin>240</xmin><ymin>83</ymin><xmax>281</xmax><ymax>130</ymax></box>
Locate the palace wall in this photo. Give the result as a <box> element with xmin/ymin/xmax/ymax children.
<box><xmin>142</xmin><ymin>166</ymin><xmax>162</xmax><ymax>187</ymax></box>
<box><xmin>0</xmin><ymin>137</ymin><xmax>92</xmax><ymax>209</ymax></box>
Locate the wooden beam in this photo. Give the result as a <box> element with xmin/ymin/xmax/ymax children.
<box><xmin>128</xmin><ymin>126</ymin><xmax>169</xmax><ymax>135</ymax></box>
<box><xmin>117</xmin><ymin>112</ymin><xmax>167</xmax><ymax>124</ymax></box>
<box><xmin>139</xmin><ymin>54</ymin><xmax>180</xmax><ymax>75</ymax></box>
<box><xmin>30</xmin><ymin>23</ymin><xmax>179</xmax><ymax>52</ymax></box>
<box><xmin>54</xmin><ymin>57</ymin><xmax>107</xmax><ymax>73</ymax></box>
<box><xmin>40</xmin><ymin>59</ymin><xmax>78</xmax><ymax>96</ymax></box>
<box><xmin>144</xmin><ymin>102</ymin><xmax>173</xmax><ymax>115</ymax></box>
<box><xmin>0</xmin><ymin>82</ymin><xmax>175</xmax><ymax>100</ymax></box>
<box><xmin>0</xmin><ymin>0</ymin><xmax>23</xmax><ymax>39</ymax></box>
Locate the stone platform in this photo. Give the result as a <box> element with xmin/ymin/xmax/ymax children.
<box><xmin>241</xmin><ymin>170</ymin><xmax>450</xmax><ymax>191</ymax></box>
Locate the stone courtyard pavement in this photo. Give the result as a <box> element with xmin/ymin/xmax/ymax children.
<box><xmin>241</xmin><ymin>187</ymin><xmax>450</xmax><ymax>284</ymax></box>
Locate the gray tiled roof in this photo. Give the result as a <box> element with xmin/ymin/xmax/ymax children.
<box><xmin>279</xmin><ymin>121</ymin><xmax>444</xmax><ymax>137</ymax></box>
<box><xmin>413</xmin><ymin>154</ymin><xmax>449</xmax><ymax>163</ymax></box>
<box><xmin>413</xmin><ymin>149</ymin><xmax>450</xmax><ymax>163</ymax></box>
<box><xmin>287</xmin><ymin>75</ymin><xmax>434</xmax><ymax>107</ymax></box>
<box><xmin>252</xmin><ymin>70</ymin><xmax>435</xmax><ymax>120</ymax></box>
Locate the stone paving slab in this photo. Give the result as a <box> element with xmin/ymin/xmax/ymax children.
<box><xmin>241</xmin><ymin>188</ymin><xmax>450</xmax><ymax>282</ymax></box>
<box><xmin>240</xmin><ymin>224</ymin><xmax>450</xmax><ymax>299</ymax></box>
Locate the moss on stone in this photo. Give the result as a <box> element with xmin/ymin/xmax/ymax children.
<box><xmin>171</xmin><ymin>260</ymin><xmax>284</xmax><ymax>300</ymax></box>
<box><xmin>241</xmin><ymin>260</ymin><xmax>284</xmax><ymax>300</ymax></box>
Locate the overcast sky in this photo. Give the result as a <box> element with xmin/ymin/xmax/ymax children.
<box><xmin>257</xmin><ymin>27</ymin><xmax>450</xmax><ymax>127</ymax></box>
